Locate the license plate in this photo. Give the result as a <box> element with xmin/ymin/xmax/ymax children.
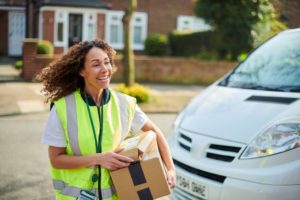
<box><xmin>176</xmin><ymin>174</ymin><xmax>208</xmax><ymax>199</ymax></box>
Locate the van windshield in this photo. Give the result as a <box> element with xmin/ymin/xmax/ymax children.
<box><xmin>219</xmin><ymin>30</ymin><xmax>300</xmax><ymax>92</ymax></box>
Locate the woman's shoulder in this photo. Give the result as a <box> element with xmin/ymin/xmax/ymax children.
<box><xmin>53</xmin><ymin>90</ymin><xmax>79</xmax><ymax>104</ymax></box>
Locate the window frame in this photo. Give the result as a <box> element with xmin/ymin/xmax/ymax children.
<box><xmin>54</xmin><ymin>11</ymin><xmax>68</xmax><ymax>48</ymax></box>
<box><xmin>105</xmin><ymin>11</ymin><xmax>148</xmax><ymax>50</ymax></box>
<box><xmin>83</xmin><ymin>13</ymin><xmax>97</xmax><ymax>41</ymax></box>
<box><xmin>177</xmin><ymin>15</ymin><xmax>211</xmax><ymax>32</ymax></box>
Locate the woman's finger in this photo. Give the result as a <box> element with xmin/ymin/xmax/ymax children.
<box><xmin>114</xmin><ymin>153</ymin><xmax>134</xmax><ymax>163</ymax></box>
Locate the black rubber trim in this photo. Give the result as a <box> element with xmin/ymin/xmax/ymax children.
<box><xmin>246</xmin><ymin>96</ymin><xmax>298</xmax><ymax>104</ymax></box>
<box><xmin>174</xmin><ymin>159</ymin><xmax>226</xmax><ymax>183</ymax></box>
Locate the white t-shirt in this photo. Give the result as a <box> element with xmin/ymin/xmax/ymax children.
<box><xmin>41</xmin><ymin>105</ymin><xmax>148</xmax><ymax>147</ymax></box>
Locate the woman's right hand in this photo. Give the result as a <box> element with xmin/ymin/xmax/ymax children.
<box><xmin>96</xmin><ymin>148</ymin><xmax>133</xmax><ymax>171</ymax></box>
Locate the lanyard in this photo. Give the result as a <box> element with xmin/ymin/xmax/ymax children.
<box><xmin>85</xmin><ymin>94</ymin><xmax>104</xmax><ymax>153</ymax></box>
<box><xmin>85</xmin><ymin>93</ymin><xmax>104</xmax><ymax>199</ymax></box>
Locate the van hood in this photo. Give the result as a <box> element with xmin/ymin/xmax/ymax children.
<box><xmin>180</xmin><ymin>86</ymin><xmax>300</xmax><ymax>144</ymax></box>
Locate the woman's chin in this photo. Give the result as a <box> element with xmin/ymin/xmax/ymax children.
<box><xmin>97</xmin><ymin>80</ymin><xmax>110</xmax><ymax>88</ymax></box>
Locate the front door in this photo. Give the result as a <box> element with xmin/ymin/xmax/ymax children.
<box><xmin>68</xmin><ymin>13</ymin><xmax>82</xmax><ymax>47</ymax></box>
<box><xmin>8</xmin><ymin>11</ymin><xmax>25</xmax><ymax>56</ymax></box>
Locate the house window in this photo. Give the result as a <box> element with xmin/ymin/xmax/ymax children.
<box><xmin>105</xmin><ymin>12</ymin><xmax>123</xmax><ymax>49</ymax></box>
<box><xmin>87</xmin><ymin>24</ymin><xmax>94</xmax><ymax>41</ymax></box>
<box><xmin>110</xmin><ymin>24</ymin><xmax>121</xmax><ymax>43</ymax></box>
<box><xmin>83</xmin><ymin>13</ymin><xmax>96</xmax><ymax>41</ymax></box>
<box><xmin>57</xmin><ymin>22</ymin><xmax>64</xmax><ymax>42</ymax></box>
<box><xmin>177</xmin><ymin>15</ymin><xmax>211</xmax><ymax>32</ymax></box>
<box><xmin>105</xmin><ymin>11</ymin><xmax>147</xmax><ymax>50</ymax></box>
<box><xmin>134</xmin><ymin>26</ymin><xmax>142</xmax><ymax>44</ymax></box>
<box><xmin>132</xmin><ymin>15</ymin><xmax>147</xmax><ymax>48</ymax></box>
<box><xmin>54</xmin><ymin>11</ymin><xmax>67</xmax><ymax>47</ymax></box>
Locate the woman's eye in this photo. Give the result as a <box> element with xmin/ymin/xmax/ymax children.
<box><xmin>105</xmin><ymin>62</ymin><xmax>110</xmax><ymax>65</ymax></box>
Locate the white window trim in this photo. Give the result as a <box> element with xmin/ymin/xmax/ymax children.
<box><xmin>105</xmin><ymin>10</ymin><xmax>148</xmax><ymax>50</ymax></box>
<box><xmin>132</xmin><ymin>12</ymin><xmax>147</xmax><ymax>50</ymax></box>
<box><xmin>83</xmin><ymin>13</ymin><xmax>97</xmax><ymax>41</ymax></box>
<box><xmin>177</xmin><ymin>15</ymin><xmax>211</xmax><ymax>32</ymax></box>
<box><xmin>105</xmin><ymin>11</ymin><xmax>124</xmax><ymax>49</ymax></box>
<box><xmin>40</xmin><ymin>6</ymin><xmax>105</xmax><ymax>51</ymax></box>
<box><xmin>54</xmin><ymin>11</ymin><xmax>68</xmax><ymax>48</ymax></box>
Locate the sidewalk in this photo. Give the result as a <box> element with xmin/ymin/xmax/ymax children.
<box><xmin>0</xmin><ymin>65</ymin><xmax>204</xmax><ymax>116</ymax></box>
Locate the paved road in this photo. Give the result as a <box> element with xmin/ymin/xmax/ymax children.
<box><xmin>0</xmin><ymin>64</ymin><xmax>203</xmax><ymax>199</ymax></box>
<box><xmin>0</xmin><ymin>112</ymin><xmax>177</xmax><ymax>200</ymax></box>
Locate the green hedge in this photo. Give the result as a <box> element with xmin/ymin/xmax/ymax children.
<box><xmin>15</xmin><ymin>60</ymin><xmax>23</xmax><ymax>69</ymax></box>
<box><xmin>37</xmin><ymin>40</ymin><xmax>54</xmax><ymax>55</ymax></box>
<box><xmin>144</xmin><ymin>33</ymin><xmax>168</xmax><ymax>56</ymax></box>
<box><xmin>169</xmin><ymin>31</ymin><xmax>221</xmax><ymax>59</ymax></box>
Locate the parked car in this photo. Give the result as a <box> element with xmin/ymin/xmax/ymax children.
<box><xmin>168</xmin><ymin>28</ymin><xmax>300</xmax><ymax>200</ymax></box>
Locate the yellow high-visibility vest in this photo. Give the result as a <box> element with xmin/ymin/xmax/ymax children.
<box><xmin>51</xmin><ymin>89</ymin><xmax>136</xmax><ymax>200</ymax></box>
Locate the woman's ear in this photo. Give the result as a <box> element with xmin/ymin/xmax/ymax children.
<box><xmin>79</xmin><ymin>69</ymin><xmax>85</xmax><ymax>77</ymax></box>
<box><xmin>78</xmin><ymin>59</ymin><xmax>85</xmax><ymax>77</ymax></box>
<box><xmin>79</xmin><ymin>70</ymin><xmax>85</xmax><ymax>77</ymax></box>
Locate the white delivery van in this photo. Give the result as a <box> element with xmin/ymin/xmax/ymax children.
<box><xmin>168</xmin><ymin>28</ymin><xmax>300</xmax><ymax>200</ymax></box>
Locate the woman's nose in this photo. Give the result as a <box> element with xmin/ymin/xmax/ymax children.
<box><xmin>99</xmin><ymin>64</ymin><xmax>109</xmax><ymax>73</ymax></box>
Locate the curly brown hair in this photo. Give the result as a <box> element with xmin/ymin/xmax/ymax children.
<box><xmin>36</xmin><ymin>39</ymin><xmax>116</xmax><ymax>103</ymax></box>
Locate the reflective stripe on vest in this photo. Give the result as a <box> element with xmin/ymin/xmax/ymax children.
<box><xmin>114</xmin><ymin>92</ymin><xmax>131</xmax><ymax>139</ymax></box>
<box><xmin>65</xmin><ymin>94</ymin><xmax>81</xmax><ymax>156</ymax></box>
<box><xmin>53</xmin><ymin>179</ymin><xmax>115</xmax><ymax>199</ymax></box>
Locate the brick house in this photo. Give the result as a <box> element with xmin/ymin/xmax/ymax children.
<box><xmin>1</xmin><ymin>0</ymin><xmax>299</xmax><ymax>57</ymax></box>
<box><xmin>0</xmin><ymin>0</ymin><xmax>209</xmax><ymax>57</ymax></box>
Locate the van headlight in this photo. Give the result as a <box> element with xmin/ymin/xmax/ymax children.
<box><xmin>240</xmin><ymin>116</ymin><xmax>300</xmax><ymax>159</ymax></box>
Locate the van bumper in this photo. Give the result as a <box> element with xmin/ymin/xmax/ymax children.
<box><xmin>172</xmin><ymin>166</ymin><xmax>300</xmax><ymax>200</ymax></box>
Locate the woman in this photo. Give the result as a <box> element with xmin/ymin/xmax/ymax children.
<box><xmin>38</xmin><ymin>39</ymin><xmax>176</xmax><ymax>200</ymax></box>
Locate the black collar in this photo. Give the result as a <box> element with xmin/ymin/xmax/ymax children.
<box><xmin>80</xmin><ymin>88</ymin><xmax>110</xmax><ymax>106</ymax></box>
<box><xmin>50</xmin><ymin>88</ymin><xmax>110</xmax><ymax>110</ymax></box>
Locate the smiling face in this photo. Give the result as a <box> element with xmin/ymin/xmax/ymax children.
<box><xmin>79</xmin><ymin>47</ymin><xmax>112</xmax><ymax>96</ymax></box>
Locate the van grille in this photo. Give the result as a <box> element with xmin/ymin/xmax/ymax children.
<box><xmin>178</xmin><ymin>132</ymin><xmax>192</xmax><ymax>152</ymax></box>
<box><xmin>206</xmin><ymin>144</ymin><xmax>241</xmax><ymax>162</ymax></box>
<box><xmin>174</xmin><ymin>159</ymin><xmax>226</xmax><ymax>183</ymax></box>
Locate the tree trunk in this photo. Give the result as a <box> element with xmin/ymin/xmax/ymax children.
<box><xmin>122</xmin><ymin>0</ymin><xmax>137</xmax><ymax>87</ymax></box>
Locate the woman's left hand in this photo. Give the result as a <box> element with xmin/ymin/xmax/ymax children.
<box><xmin>166</xmin><ymin>169</ymin><xmax>176</xmax><ymax>189</ymax></box>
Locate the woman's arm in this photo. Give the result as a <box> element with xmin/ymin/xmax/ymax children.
<box><xmin>48</xmin><ymin>146</ymin><xmax>133</xmax><ymax>171</ymax></box>
<box><xmin>141</xmin><ymin>119</ymin><xmax>176</xmax><ymax>188</ymax></box>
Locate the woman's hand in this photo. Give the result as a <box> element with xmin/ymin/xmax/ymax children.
<box><xmin>97</xmin><ymin>148</ymin><xmax>133</xmax><ymax>171</ymax></box>
<box><xmin>166</xmin><ymin>169</ymin><xmax>176</xmax><ymax>189</ymax></box>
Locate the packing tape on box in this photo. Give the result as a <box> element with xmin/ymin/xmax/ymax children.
<box><xmin>129</xmin><ymin>161</ymin><xmax>153</xmax><ymax>200</ymax></box>
<box><xmin>137</xmin><ymin>188</ymin><xmax>153</xmax><ymax>200</ymax></box>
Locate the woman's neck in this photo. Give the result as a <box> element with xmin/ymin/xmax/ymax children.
<box><xmin>85</xmin><ymin>87</ymin><xmax>103</xmax><ymax>106</ymax></box>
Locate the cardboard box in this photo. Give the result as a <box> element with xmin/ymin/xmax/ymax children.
<box><xmin>110</xmin><ymin>158</ymin><xmax>170</xmax><ymax>200</ymax></box>
<box><xmin>118</xmin><ymin>131</ymin><xmax>160</xmax><ymax>161</ymax></box>
<box><xmin>118</xmin><ymin>134</ymin><xmax>143</xmax><ymax>161</ymax></box>
<box><xmin>110</xmin><ymin>131</ymin><xmax>171</xmax><ymax>200</ymax></box>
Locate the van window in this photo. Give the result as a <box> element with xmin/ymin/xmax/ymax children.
<box><xmin>220</xmin><ymin>31</ymin><xmax>300</xmax><ymax>92</ymax></box>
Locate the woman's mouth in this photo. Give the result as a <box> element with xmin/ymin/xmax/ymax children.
<box><xmin>96</xmin><ymin>76</ymin><xmax>109</xmax><ymax>83</ymax></box>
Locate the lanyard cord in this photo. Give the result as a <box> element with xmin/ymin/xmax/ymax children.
<box><xmin>85</xmin><ymin>95</ymin><xmax>104</xmax><ymax>153</ymax></box>
<box><xmin>85</xmin><ymin>94</ymin><xmax>104</xmax><ymax>199</ymax></box>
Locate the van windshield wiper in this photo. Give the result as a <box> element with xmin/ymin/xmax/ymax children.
<box><xmin>230</xmin><ymin>83</ymin><xmax>286</xmax><ymax>92</ymax></box>
<box><xmin>247</xmin><ymin>85</ymin><xmax>285</xmax><ymax>91</ymax></box>
<box><xmin>286</xmin><ymin>86</ymin><xmax>300</xmax><ymax>92</ymax></box>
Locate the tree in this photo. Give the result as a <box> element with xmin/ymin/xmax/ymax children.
<box><xmin>122</xmin><ymin>0</ymin><xmax>137</xmax><ymax>87</ymax></box>
<box><xmin>194</xmin><ymin>0</ymin><xmax>278</xmax><ymax>60</ymax></box>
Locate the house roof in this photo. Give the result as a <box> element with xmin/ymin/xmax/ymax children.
<box><xmin>41</xmin><ymin>0</ymin><xmax>109</xmax><ymax>9</ymax></box>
